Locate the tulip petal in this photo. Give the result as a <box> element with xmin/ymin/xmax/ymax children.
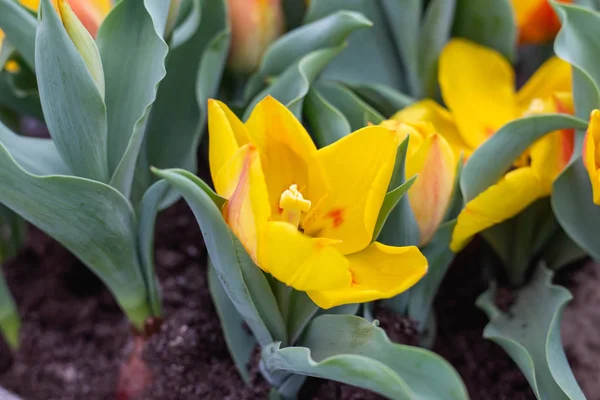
<box><xmin>439</xmin><ymin>39</ymin><xmax>517</xmax><ymax>149</ymax></box>
<box><xmin>584</xmin><ymin>110</ymin><xmax>600</xmax><ymax>205</ymax></box>
<box><xmin>450</xmin><ymin>167</ymin><xmax>544</xmax><ymax>252</ymax></box>
<box><xmin>392</xmin><ymin>99</ymin><xmax>470</xmax><ymax>158</ymax></box>
<box><xmin>517</xmin><ymin>57</ymin><xmax>571</xmax><ymax>112</ymax></box>
<box><xmin>406</xmin><ymin>133</ymin><xmax>456</xmax><ymax>246</ymax></box>
<box><xmin>219</xmin><ymin>144</ymin><xmax>270</xmax><ymax>262</ymax></box>
<box><xmin>259</xmin><ymin>221</ymin><xmax>351</xmax><ymax>292</ymax></box>
<box><xmin>303</xmin><ymin>126</ymin><xmax>398</xmax><ymax>255</ymax></box>
<box><xmin>530</xmin><ymin>129</ymin><xmax>574</xmax><ymax>194</ymax></box>
<box><xmin>513</xmin><ymin>0</ymin><xmax>567</xmax><ymax>45</ymax></box>
<box><xmin>208</xmin><ymin>99</ymin><xmax>250</xmax><ymax>194</ymax></box>
<box><xmin>245</xmin><ymin>96</ymin><xmax>324</xmax><ymax>216</ymax></box>
<box><xmin>307</xmin><ymin>243</ymin><xmax>427</xmax><ymax>309</ymax></box>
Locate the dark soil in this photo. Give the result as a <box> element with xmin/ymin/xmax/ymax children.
<box><xmin>0</xmin><ymin>205</ymin><xmax>598</xmax><ymax>400</ymax></box>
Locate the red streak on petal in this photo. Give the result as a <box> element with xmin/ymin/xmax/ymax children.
<box><xmin>325</xmin><ymin>208</ymin><xmax>344</xmax><ymax>229</ymax></box>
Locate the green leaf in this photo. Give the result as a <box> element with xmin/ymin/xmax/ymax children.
<box><xmin>372</xmin><ymin>176</ymin><xmax>417</xmax><ymax>242</ymax></box>
<box><xmin>419</xmin><ymin>0</ymin><xmax>456</xmax><ymax>99</ymax></box>
<box><xmin>477</xmin><ymin>266</ymin><xmax>585</xmax><ymax>400</ymax></box>
<box><xmin>314</xmin><ymin>81</ymin><xmax>384</xmax><ymax>130</ymax></box>
<box><xmin>346</xmin><ymin>83</ymin><xmax>415</xmax><ymax>118</ymax></box>
<box><xmin>0</xmin><ymin>0</ymin><xmax>36</xmax><ymax>70</ymax></box>
<box><xmin>262</xmin><ymin>315</ymin><xmax>469</xmax><ymax>399</ymax></box>
<box><xmin>153</xmin><ymin>168</ymin><xmax>287</xmax><ymax>346</ymax></box>
<box><xmin>208</xmin><ymin>263</ymin><xmax>256</xmax><ymax>384</ymax></box>
<box><xmin>0</xmin><ymin>267</ymin><xmax>19</xmax><ymax>350</ymax></box>
<box><xmin>143</xmin><ymin>0</ymin><xmax>229</xmax><ymax>208</ymax></box>
<box><xmin>0</xmin><ymin>143</ymin><xmax>150</xmax><ymax>330</ymax></box>
<box><xmin>406</xmin><ymin>221</ymin><xmax>456</xmax><ymax>330</ymax></box>
<box><xmin>553</xmin><ymin>3</ymin><xmax>600</xmax><ymax>118</ymax></box>
<box><xmin>137</xmin><ymin>181</ymin><xmax>170</xmax><ymax>317</ymax></box>
<box><xmin>378</xmin><ymin>136</ymin><xmax>421</xmax><ymax>247</ymax></box>
<box><xmin>307</xmin><ymin>0</ymin><xmax>406</xmax><ymax>92</ymax></box>
<box><xmin>452</xmin><ymin>0</ymin><xmax>516</xmax><ymax>63</ymax></box>
<box><xmin>0</xmin><ymin>72</ymin><xmax>42</xmax><ymax>119</ymax></box>
<box><xmin>96</xmin><ymin>0</ymin><xmax>168</xmax><ymax>197</ymax></box>
<box><xmin>36</xmin><ymin>0</ymin><xmax>109</xmax><ymax>182</ymax></box>
<box><xmin>244</xmin><ymin>10</ymin><xmax>372</xmax><ymax>102</ymax></box>
<box><xmin>461</xmin><ymin>115</ymin><xmax>588</xmax><ymax>202</ymax></box>
<box><xmin>286</xmin><ymin>290</ymin><xmax>319</xmax><ymax>346</ymax></box>
<box><xmin>304</xmin><ymin>87</ymin><xmax>351</xmax><ymax>148</ymax></box>
<box><xmin>551</xmin><ymin>158</ymin><xmax>600</xmax><ymax>261</ymax></box>
<box><xmin>245</xmin><ymin>45</ymin><xmax>345</xmax><ymax>120</ymax></box>
<box><xmin>574</xmin><ymin>0</ymin><xmax>600</xmax><ymax>10</ymax></box>
<box><xmin>543</xmin><ymin>228</ymin><xmax>587</xmax><ymax>270</ymax></box>
<box><xmin>0</xmin><ymin>121</ymin><xmax>68</xmax><ymax>176</ymax></box>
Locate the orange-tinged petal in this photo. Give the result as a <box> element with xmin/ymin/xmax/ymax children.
<box><xmin>584</xmin><ymin>110</ymin><xmax>600</xmax><ymax>205</ymax></box>
<box><xmin>406</xmin><ymin>133</ymin><xmax>457</xmax><ymax>246</ymax></box>
<box><xmin>450</xmin><ymin>167</ymin><xmax>545</xmax><ymax>252</ymax></box>
<box><xmin>303</xmin><ymin>126</ymin><xmax>398</xmax><ymax>255</ymax></box>
<box><xmin>307</xmin><ymin>243</ymin><xmax>427</xmax><ymax>309</ymax></box>
<box><xmin>439</xmin><ymin>39</ymin><xmax>517</xmax><ymax>150</ymax></box>
<box><xmin>208</xmin><ymin>99</ymin><xmax>250</xmax><ymax>194</ymax></box>
<box><xmin>517</xmin><ymin>57</ymin><xmax>572</xmax><ymax>112</ymax></box>
<box><xmin>258</xmin><ymin>221</ymin><xmax>351</xmax><ymax>291</ymax></box>
<box><xmin>530</xmin><ymin>129</ymin><xmax>574</xmax><ymax>194</ymax></box>
<box><xmin>220</xmin><ymin>144</ymin><xmax>270</xmax><ymax>262</ymax></box>
<box><xmin>513</xmin><ymin>0</ymin><xmax>571</xmax><ymax>45</ymax></box>
<box><xmin>245</xmin><ymin>96</ymin><xmax>325</xmax><ymax>217</ymax></box>
<box><xmin>392</xmin><ymin>99</ymin><xmax>470</xmax><ymax>158</ymax></box>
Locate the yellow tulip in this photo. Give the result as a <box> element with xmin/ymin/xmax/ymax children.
<box><xmin>227</xmin><ymin>0</ymin><xmax>285</xmax><ymax>75</ymax></box>
<box><xmin>511</xmin><ymin>0</ymin><xmax>571</xmax><ymax>45</ymax></box>
<box><xmin>208</xmin><ymin>96</ymin><xmax>428</xmax><ymax>309</ymax></box>
<box><xmin>380</xmin><ymin>120</ymin><xmax>457</xmax><ymax>247</ymax></box>
<box><xmin>583</xmin><ymin>110</ymin><xmax>600</xmax><ymax>205</ymax></box>
<box><xmin>450</xmin><ymin>93</ymin><xmax>575</xmax><ymax>252</ymax></box>
<box><xmin>439</xmin><ymin>38</ymin><xmax>572</xmax><ymax>154</ymax></box>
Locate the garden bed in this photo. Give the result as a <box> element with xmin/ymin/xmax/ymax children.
<box><xmin>0</xmin><ymin>199</ymin><xmax>598</xmax><ymax>400</ymax></box>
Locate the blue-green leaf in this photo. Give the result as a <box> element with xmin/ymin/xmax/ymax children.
<box><xmin>477</xmin><ymin>266</ymin><xmax>585</xmax><ymax>400</ymax></box>
<box><xmin>452</xmin><ymin>0</ymin><xmax>516</xmax><ymax>63</ymax></box>
<box><xmin>152</xmin><ymin>168</ymin><xmax>286</xmax><ymax>346</ymax></box>
<box><xmin>96</xmin><ymin>0</ymin><xmax>168</xmax><ymax>197</ymax></box>
<box><xmin>244</xmin><ymin>10</ymin><xmax>372</xmax><ymax>102</ymax></box>
<box><xmin>372</xmin><ymin>176</ymin><xmax>417</xmax><ymax>242</ymax></box>
<box><xmin>262</xmin><ymin>315</ymin><xmax>469</xmax><ymax>399</ymax></box>
<box><xmin>304</xmin><ymin>87</ymin><xmax>351</xmax><ymax>148</ymax></box>
<box><xmin>36</xmin><ymin>0</ymin><xmax>109</xmax><ymax>182</ymax></box>
<box><xmin>346</xmin><ymin>83</ymin><xmax>415</xmax><ymax>118</ymax></box>
<box><xmin>208</xmin><ymin>263</ymin><xmax>256</xmax><ymax>384</ymax></box>
<box><xmin>0</xmin><ymin>0</ymin><xmax>36</xmax><ymax>70</ymax></box>
<box><xmin>461</xmin><ymin>115</ymin><xmax>588</xmax><ymax>202</ymax></box>
<box><xmin>0</xmin><ymin>143</ymin><xmax>150</xmax><ymax>330</ymax></box>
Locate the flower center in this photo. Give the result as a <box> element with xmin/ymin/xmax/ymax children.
<box><xmin>279</xmin><ymin>184</ymin><xmax>311</xmax><ymax>229</ymax></box>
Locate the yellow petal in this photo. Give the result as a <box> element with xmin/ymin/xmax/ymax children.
<box><xmin>584</xmin><ymin>110</ymin><xmax>600</xmax><ymax>205</ymax></box>
<box><xmin>517</xmin><ymin>57</ymin><xmax>572</xmax><ymax>112</ymax></box>
<box><xmin>439</xmin><ymin>39</ymin><xmax>517</xmax><ymax>150</ymax></box>
<box><xmin>450</xmin><ymin>168</ymin><xmax>545</xmax><ymax>252</ymax></box>
<box><xmin>258</xmin><ymin>221</ymin><xmax>351</xmax><ymax>291</ymax></box>
<box><xmin>307</xmin><ymin>243</ymin><xmax>427</xmax><ymax>309</ymax></box>
<box><xmin>530</xmin><ymin>129</ymin><xmax>574</xmax><ymax>194</ymax></box>
<box><xmin>303</xmin><ymin>126</ymin><xmax>398</xmax><ymax>255</ymax></box>
<box><xmin>406</xmin><ymin>133</ymin><xmax>457</xmax><ymax>246</ymax></box>
<box><xmin>392</xmin><ymin>99</ymin><xmax>470</xmax><ymax>158</ymax></box>
<box><xmin>208</xmin><ymin>99</ymin><xmax>250</xmax><ymax>194</ymax></box>
<box><xmin>220</xmin><ymin>144</ymin><xmax>270</xmax><ymax>262</ymax></box>
<box><xmin>245</xmin><ymin>96</ymin><xmax>323</xmax><ymax>217</ymax></box>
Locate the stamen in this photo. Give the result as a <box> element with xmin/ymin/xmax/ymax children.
<box><xmin>279</xmin><ymin>184</ymin><xmax>311</xmax><ymax>229</ymax></box>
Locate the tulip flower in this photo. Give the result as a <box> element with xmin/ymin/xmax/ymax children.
<box><xmin>21</xmin><ymin>0</ymin><xmax>111</xmax><ymax>38</ymax></box>
<box><xmin>439</xmin><ymin>38</ymin><xmax>571</xmax><ymax>155</ymax></box>
<box><xmin>511</xmin><ymin>0</ymin><xmax>571</xmax><ymax>45</ymax></box>
<box><xmin>583</xmin><ymin>110</ymin><xmax>600</xmax><ymax>205</ymax></box>
<box><xmin>380</xmin><ymin>120</ymin><xmax>457</xmax><ymax>247</ymax></box>
<box><xmin>450</xmin><ymin>94</ymin><xmax>575</xmax><ymax>252</ymax></box>
<box><xmin>227</xmin><ymin>0</ymin><xmax>285</xmax><ymax>75</ymax></box>
<box><xmin>208</xmin><ymin>96</ymin><xmax>427</xmax><ymax>309</ymax></box>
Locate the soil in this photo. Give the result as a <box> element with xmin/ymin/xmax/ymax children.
<box><xmin>0</xmin><ymin>201</ymin><xmax>598</xmax><ymax>399</ymax></box>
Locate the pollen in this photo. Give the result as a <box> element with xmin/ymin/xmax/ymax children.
<box><xmin>279</xmin><ymin>184</ymin><xmax>311</xmax><ymax>229</ymax></box>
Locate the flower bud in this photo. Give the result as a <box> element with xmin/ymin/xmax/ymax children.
<box><xmin>227</xmin><ymin>0</ymin><xmax>285</xmax><ymax>75</ymax></box>
<box><xmin>512</xmin><ymin>0</ymin><xmax>572</xmax><ymax>45</ymax></box>
<box><xmin>58</xmin><ymin>0</ymin><xmax>105</xmax><ymax>99</ymax></box>
<box><xmin>584</xmin><ymin>110</ymin><xmax>600</xmax><ymax>205</ymax></box>
<box><xmin>383</xmin><ymin>121</ymin><xmax>457</xmax><ymax>246</ymax></box>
